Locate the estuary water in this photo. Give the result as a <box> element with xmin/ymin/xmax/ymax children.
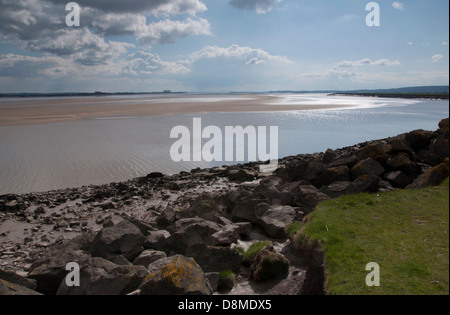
<box><xmin>0</xmin><ymin>94</ymin><xmax>448</xmax><ymax>194</ymax></box>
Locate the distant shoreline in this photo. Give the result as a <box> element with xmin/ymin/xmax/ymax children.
<box><xmin>332</xmin><ymin>92</ymin><xmax>449</xmax><ymax>101</ymax></box>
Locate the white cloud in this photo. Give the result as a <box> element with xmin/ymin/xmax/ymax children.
<box><xmin>124</xmin><ymin>51</ymin><xmax>191</xmax><ymax>75</ymax></box>
<box><xmin>229</xmin><ymin>0</ymin><xmax>281</xmax><ymax>14</ymax></box>
<box><xmin>189</xmin><ymin>44</ymin><xmax>292</xmax><ymax>65</ymax></box>
<box><xmin>0</xmin><ymin>0</ymin><xmax>212</xmax><ymax>60</ymax></box>
<box><xmin>442</xmin><ymin>42</ymin><xmax>448</xmax><ymax>46</ymax></box>
<box><xmin>336</xmin><ymin>58</ymin><xmax>401</xmax><ymax>68</ymax></box>
<box><xmin>137</xmin><ymin>18</ymin><xmax>211</xmax><ymax>45</ymax></box>
<box><xmin>392</xmin><ymin>2</ymin><xmax>405</xmax><ymax>10</ymax></box>
<box><xmin>432</xmin><ymin>54</ymin><xmax>444</xmax><ymax>63</ymax></box>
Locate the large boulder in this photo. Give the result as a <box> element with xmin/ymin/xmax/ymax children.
<box><xmin>57</xmin><ymin>257</ymin><xmax>148</xmax><ymax>295</ymax></box>
<box><xmin>176</xmin><ymin>195</ymin><xmax>221</xmax><ymax>222</ymax></box>
<box><xmin>304</xmin><ymin>160</ymin><xmax>326</xmax><ymax>182</ymax></box>
<box><xmin>350</xmin><ymin>158</ymin><xmax>385</xmax><ymax>180</ymax></box>
<box><xmin>405</xmin><ymin>129</ymin><xmax>434</xmax><ymax>152</ymax></box>
<box><xmin>0</xmin><ymin>279</ymin><xmax>42</xmax><ymax>295</ymax></box>
<box><xmin>383</xmin><ymin>171</ymin><xmax>413</xmax><ymax>189</ymax></box>
<box><xmin>230</xmin><ymin>196</ymin><xmax>270</xmax><ymax>223</ymax></box>
<box><xmin>293</xmin><ymin>185</ymin><xmax>330</xmax><ymax>214</ymax></box>
<box><xmin>313</xmin><ymin>166</ymin><xmax>350</xmax><ymax>189</ymax></box>
<box><xmin>257</xmin><ymin>206</ymin><xmax>296</xmax><ymax>238</ymax></box>
<box><xmin>357</xmin><ymin>143</ymin><xmax>387</xmax><ymax>163</ymax></box>
<box><xmin>227</xmin><ymin>169</ymin><xmax>257</xmax><ymax>182</ymax></box>
<box><xmin>28</xmin><ymin>244</ymin><xmax>91</xmax><ymax>295</ymax></box>
<box><xmin>0</xmin><ymin>269</ymin><xmax>37</xmax><ymax>291</ymax></box>
<box><xmin>275</xmin><ymin>160</ymin><xmax>309</xmax><ymax>181</ymax></box>
<box><xmin>185</xmin><ymin>244</ymin><xmax>243</xmax><ymax>273</ymax></box>
<box><xmin>89</xmin><ymin>220</ymin><xmax>145</xmax><ymax>262</ymax></box>
<box><xmin>252</xmin><ymin>184</ymin><xmax>294</xmax><ymax>206</ymax></box>
<box><xmin>166</xmin><ymin>219</ymin><xmax>221</xmax><ymax>254</ymax></box>
<box><xmin>328</xmin><ymin>155</ymin><xmax>359</xmax><ymax>169</ymax></box>
<box><xmin>211</xmin><ymin>223</ymin><xmax>244</xmax><ymax>246</ymax></box>
<box><xmin>143</xmin><ymin>230</ymin><xmax>171</xmax><ymax>253</ymax></box>
<box><xmin>322</xmin><ymin>149</ymin><xmax>339</xmax><ymax>164</ymax></box>
<box><xmin>250</xmin><ymin>247</ymin><xmax>290</xmax><ymax>282</ymax></box>
<box><xmin>138</xmin><ymin>255</ymin><xmax>212</xmax><ymax>295</ymax></box>
<box><xmin>386</xmin><ymin>153</ymin><xmax>420</xmax><ymax>178</ymax></box>
<box><xmin>133</xmin><ymin>250</ymin><xmax>167</xmax><ymax>268</ymax></box>
<box><xmin>407</xmin><ymin>163</ymin><xmax>449</xmax><ymax>189</ymax></box>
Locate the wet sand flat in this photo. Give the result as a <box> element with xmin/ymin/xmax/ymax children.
<box><xmin>0</xmin><ymin>94</ymin><xmax>353</xmax><ymax>126</ymax></box>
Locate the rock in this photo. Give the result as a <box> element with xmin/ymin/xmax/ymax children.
<box><xmin>275</xmin><ymin>160</ymin><xmax>309</xmax><ymax>182</ymax></box>
<box><xmin>156</xmin><ymin>207</ymin><xmax>175</xmax><ymax>228</ymax></box>
<box><xmin>2</xmin><ymin>200</ymin><xmax>20</xmax><ymax>212</ymax></box>
<box><xmin>405</xmin><ymin>129</ymin><xmax>434</xmax><ymax>152</ymax></box>
<box><xmin>218</xmin><ymin>273</ymin><xmax>236</xmax><ymax>292</ymax></box>
<box><xmin>102</xmin><ymin>215</ymin><xmax>124</xmax><ymax>228</ymax></box>
<box><xmin>230</xmin><ymin>196</ymin><xmax>270</xmax><ymax>223</ymax></box>
<box><xmin>357</xmin><ymin>143</ymin><xmax>387</xmax><ymax>162</ymax></box>
<box><xmin>429</xmin><ymin>137</ymin><xmax>449</xmax><ymax>159</ymax></box>
<box><xmin>185</xmin><ymin>243</ymin><xmax>242</xmax><ymax>273</ymax></box>
<box><xmin>177</xmin><ymin>195</ymin><xmax>221</xmax><ymax>221</ymax></box>
<box><xmin>407</xmin><ymin>163</ymin><xmax>449</xmax><ymax>189</ymax></box>
<box><xmin>250</xmin><ymin>247</ymin><xmax>290</xmax><ymax>282</ymax></box>
<box><xmin>352</xmin><ymin>175</ymin><xmax>380</xmax><ymax>193</ymax></box>
<box><xmin>417</xmin><ymin>149</ymin><xmax>444</xmax><ymax>166</ymax></box>
<box><xmin>133</xmin><ymin>250</ymin><xmax>167</xmax><ymax>268</ymax></box>
<box><xmin>0</xmin><ymin>269</ymin><xmax>37</xmax><ymax>291</ymax></box>
<box><xmin>0</xmin><ymin>279</ymin><xmax>42</xmax><ymax>295</ymax></box>
<box><xmin>253</xmin><ymin>184</ymin><xmax>294</xmax><ymax>206</ymax></box>
<box><xmin>111</xmin><ymin>255</ymin><xmax>132</xmax><ymax>266</ymax></box>
<box><xmin>328</xmin><ymin>155</ymin><xmax>359</xmax><ymax>169</ymax></box>
<box><xmin>258</xmin><ymin>206</ymin><xmax>296</xmax><ymax>238</ymax></box>
<box><xmin>438</xmin><ymin>118</ymin><xmax>449</xmax><ymax>132</ymax></box>
<box><xmin>211</xmin><ymin>224</ymin><xmax>242</xmax><ymax>246</ymax></box>
<box><xmin>313</xmin><ymin>166</ymin><xmax>350</xmax><ymax>189</ymax></box>
<box><xmin>259</xmin><ymin>176</ymin><xmax>284</xmax><ymax>188</ymax></box>
<box><xmin>383</xmin><ymin>171</ymin><xmax>413</xmax><ymax>189</ymax></box>
<box><xmin>227</xmin><ymin>169</ymin><xmax>257</xmax><ymax>182</ymax></box>
<box><xmin>322</xmin><ymin>149</ymin><xmax>339</xmax><ymax>164</ymax></box>
<box><xmin>387</xmin><ymin>139</ymin><xmax>414</xmax><ymax>158</ymax></box>
<box><xmin>386</xmin><ymin>153</ymin><xmax>420</xmax><ymax>178</ymax></box>
<box><xmin>205</xmin><ymin>272</ymin><xmax>220</xmax><ymax>292</ymax></box>
<box><xmin>304</xmin><ymin>160</ymin><xmax>326</xmax><ymax>182</ymax></box>
<box><xmin>146</xmin><ymin>172</ymin><xmax>164</xmax><ymax>179</ymax></box>
<box><xmin>350</xmin><ymin>158</ymin><xmax>385</xmax><ymax>180</ymax></box>
<box><xmin>166</xmin><ymin>219</ymin><xmax>221</xmax><ymax>254</ymax></box>
<box><xmin>143</xmin><ymin>230</ymin><xmax>171</xmax><ymax>253</ymax></box>
<box><xmin>57</xmin><ymin>257</ymin><xmax>148</xmax><ymax>295</ymax></box>
<box><xmin>293</xmin><ymin>185</ymin><xmax>330</xmax><ymax>214</ymax></box>
<box><xmin>90</xmin><ymin>220</ymin><xmax>145</xmax><ymax>262</ymax></box>
<box><xmin>322</xmin><ymin>181</ymin><xmax>355</xmax><ymax>199</ymax></box>
<box><xmin>28</xmin><ymin>245</ymin><xmax>91</xmax><ymax>295</ymax></box>
<box><xmin>138</xmin><ymin>255</ymin><xmax>212</xmax><ymax>295</ymax></box>
<box><xmin>378</xmin><ymin>180</ymin><xmax>396</xmax><ymax>192</ymax></box>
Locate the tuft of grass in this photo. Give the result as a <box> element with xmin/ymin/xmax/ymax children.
<box><xmin>298</xmin><ymin>178</ymin><xmax>449</xmax><ymax>295</ymax></box>
<box><xmin>219</xmin><ymin>270</ymin><xmax>236</xmax><ymax>280</ymax></box>
<box><xmin>242</xmin><ymin>240</ymin><xmax>272</xmax><ymax>263</ymax></box>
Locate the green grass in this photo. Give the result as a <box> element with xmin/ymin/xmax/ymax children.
<box><xmin>285</xmin><ymin>221</ymin><xmax>303</xmax><ymax>236</ymax></box>
<box><xmin>219</xmin><ymin>270</ymin><xmax>236</xmax><ymax>280</ymax></box>
<box><xmin>298</xmin><ymin>178</ymin><xmax>449</xmax><ymax>295</ymax></box>
<box><xmin>240</xmin><ymin>240</ymin><xmax>272</xmax><ymax>263</ymax></box>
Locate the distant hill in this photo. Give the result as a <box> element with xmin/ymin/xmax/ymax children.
<box><xmin>349</xmin><ymin>86</ymin><xmax>449</xmax><ymax>94</ymax></box>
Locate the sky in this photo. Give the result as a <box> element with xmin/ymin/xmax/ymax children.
<box><xmin>0</xmin><ymin>0</ymin><xmax>448</xmax><ymax>93</ymax></box>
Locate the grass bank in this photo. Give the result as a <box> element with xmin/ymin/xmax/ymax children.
<box><xmin>295</xmin><ymin>178</ymin><xmax>449</xmax><ymax>295</ymax></box>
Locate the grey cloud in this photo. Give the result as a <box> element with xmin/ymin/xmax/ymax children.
<box><xmin>44</xmin><ymin>0</ymin><xmax>207</xmax><ymax>15</ymax></box>
<box><xmin>229</xmin><ymin>0</ymin><xmax>281</xmax><ymax>13</ymax></box>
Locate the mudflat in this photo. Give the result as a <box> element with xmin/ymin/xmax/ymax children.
<box><xmin>0</xmin><ymin>94</ymin><xmax>354</xmax><ymax>126</ymax></box>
